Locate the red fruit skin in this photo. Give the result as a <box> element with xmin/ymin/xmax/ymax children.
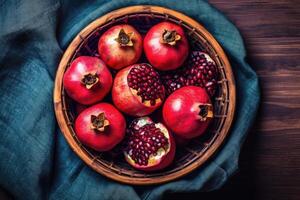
<box><xmin>151</xmin><ymin>110</ymin><xmax>189</xmax><ymax>147</ymax></box>
<box><xmin>163</xmin><ymin>86</ymin><xmax>212</xmax><ymax>139</ymax></box>
<box><xmin>98</xmin><ymin>24</ymin><xmax>143</xmax><ymax>70</ymax></box>
<box><xmin>144</xmin><ymin>22</ymin><xmax>189</xmax><ymax>71</ymax></box>
<box><xmin>75</xmin><ymin>103</ymin><xmax>126</xmax><ymax>152</ymax></box>
<box><xmin>112</xmin><ymin>65</ymin><xmax>163</xmax><ymax>116</ymax></box>
<box><xmin>63</xmin><ymin>56</ymin><xmax>112</xmax><ymax>105</ymax></box>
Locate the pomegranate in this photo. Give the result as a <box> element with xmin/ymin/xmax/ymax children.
<box><xmin>75</xmin><ymin>103</ymin><xmax>126</xmax><ymax>152</ymax></box>
<box><xmin>151</xmin><ymin>109</ymin><xmax>190</xmax><ymax>147</ymax></box>
<box><xmin>144</xmin><ymin>21</ymin><xmax>189</xmax><ymax>71</ymax></box>
<box><xmin>163</xmin><ymin>86</ymin><xmax>213</xmax><ymax>139</ymax></box>
<box><xmin>112</xmin><ymin>63</ymin><xmax>165</xmax><ymax>116</ymax></box>
<box><xmin>123</xmin><ymin>117</ymin><xmax>175</xmax><ymax>171</ymax></box>
<box><xmin>98</xmin><ymin>24</ymin><xmax>142</xmax><ymax>70</ymax></box>
<box><xmin>161</xmin><ymin>51</ymin><xmax>218</xmax><ymax>96</ymax></box>
<box><xmin>63</xmin><ymin>56</ymin><xmax>112</xmax><ymax>105</ymax></box>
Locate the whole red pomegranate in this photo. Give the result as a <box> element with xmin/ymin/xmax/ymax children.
<box><xmin>98</xmin><ymin>24</ymin><xmax>142</xmax><ymax>70</ymax></box>
<box><xmin>63</xmin><ymin>56</ymin><xmax>112</xmax><ymax>105</ymax></box>
<box><xmin>112</xmin><ymin>63</ymin><xmax>165</xmax><ymax>116</ymax></box>
<box><xmin>163</xmin><ymin>86</ymin><xmax>213</xmax><ymax>139</ymax></box>
<box><xmin>161</xmin><ymin>51</ymin><xmax>218</xmax><ymax>96</ymax></box>
<box><xmin>144</xmin><ymin>21</ymin><xmax>189</xmax><ymax>71</ymax></box>
<box><xmin>123</xmin><ymin>117</ymin><xmax>176</xmax><ymax>171</ymax></box>
<box><xmin>75</xmin><ymin>103</ymin><xmax>126</xmax><ymax>152</ymax></box>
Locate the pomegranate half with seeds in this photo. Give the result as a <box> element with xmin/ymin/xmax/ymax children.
<box><xmin>161</xmin><ymin>51</ymin><xmax>218</xmax><ymax>96</ymax></box>
<box><xmin>112</xmin><ymin>63</ymin><xmax>165</xmax><ymax>116</ymax></box>
<box><xmin>123</xmin><ymin>117</ymin><xmax>176</xmax><ymax>171</ymax></box>
<box><xmin>163</xmin><ymin>86</ymin><xmax>213</xmax><ymax>139</ymax></box>
<box><xmin>144</xmin><ymin>21</ymin><xmax>189</xmax><ymax>71</ymax></box>
<box><xmin>98</xmin><ymin>24</ymin><xmax>142</xmax><ymax>70</ymax></box>
<box><xmin>75</xmin><ymin>103</ymin><xmax>126</xmax><ymax>152</ymax></box>
<box><xmin>63</xmin><ymin>56</ymin><xmax>113</xmax><ymax>105</ymax></box>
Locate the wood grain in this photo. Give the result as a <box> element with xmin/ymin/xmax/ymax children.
<box><xmin>165</xmin><ymin>0</ymin><xmax>300</xmax><ymax>199</ymax></box>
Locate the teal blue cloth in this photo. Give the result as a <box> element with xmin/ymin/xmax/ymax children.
<box><xmin>0</xmin><ymin>0</ymin><xmax>260</xmax><ymax>199</ymax></box>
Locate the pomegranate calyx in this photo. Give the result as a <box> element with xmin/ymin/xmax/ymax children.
<box><xmin>197</xmin><ymin>103</ymin><xmax>214</xmax><ymax>121</ymax></box>
<box><xmin>81</xmin><ymin>72</ymin><xmax>99</xmax><ymax>89</ymax></box>
<box><xmin>115</xmin><ymin>28</ymin><xmax>134</xmax><ymax>47</ymax></box>
<box><xmin>90</xmin><ymin>112</ymin><xmax>110</xmax><ymax>132</ymax></box>
<box><xmin>160</xmin><ymin>29</ymin><xmax>181</xmax><ymax>46</ymax></box>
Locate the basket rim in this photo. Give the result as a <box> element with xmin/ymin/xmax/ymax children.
<box><xmin>53</xmin><ymin>5</ymin><xmax>236</xmax><ymax>185</ymax></box>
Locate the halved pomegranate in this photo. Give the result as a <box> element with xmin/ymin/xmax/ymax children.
<box><xmin>112</xmin><ymin>63</ymin><xmax>165</xmax><ymax>116</ymax></box>
<box><xmin>75</xmin><ymin>103</ymin><xmax>126</xmax><ymax>152</ymax></box>
<box><xmin>98</xmin><ymin>24</ymin><xmax>142</xmax><ymax>70</ymax></box>
<box><xmin>144</xmin><ymin>21</ymin><xmax>189</xmax><ymax>71</ymax></box>
<box><xmin>63</xmin><ymin>56</ymin><xmax>112</xmax><ymax>105</ymax></box>
<box><xmin>123</xmin><ymin>117</ymin><xmax>175</xmax><ymax>171</ymax></box>
<box><xmin>161</xmin><ymin>51</ymin><xmax>218</xmax><ymax>96</ymax></box>
<box><xmin>163</xmin><ymin>86</ymin><xmax>213</xmax><ymax>139</ymax></box>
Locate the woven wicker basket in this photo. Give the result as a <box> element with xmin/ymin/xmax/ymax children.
<box><xmin>53</xmin><ymin>5</ymin><xmax>236</xmax><ymax>185</ymax></box>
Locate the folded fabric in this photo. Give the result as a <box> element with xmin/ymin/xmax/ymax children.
<box><xmin>0</xmin><ymin>0</ymin><xmax>260</xmax><ymax>199</ymax></box>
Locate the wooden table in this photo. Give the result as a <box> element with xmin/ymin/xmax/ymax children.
<box><xmin>166</xmin><ymin>0</ymin><xmax>300</xmax><ymax>199</ymax></box>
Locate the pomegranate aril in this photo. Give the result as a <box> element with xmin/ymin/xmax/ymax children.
<box><xmin>127</xmin><ymin>64</ymin><xmax>164</xmax><ymax>104</ymax></box>
<box><xmin>161</xmin><ymin>51</ymin><xmax>218</xmax><ymax>97</ymax></box>
<box><xmin>124</xmin><ymin>123</ymin><xmax>168</xmax><ymax>166</ymax></box>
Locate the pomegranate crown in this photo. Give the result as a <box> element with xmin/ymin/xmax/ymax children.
<box><xmin>198</xmin><ymin>103</ymin><xmax>214</xmax><ymax>121</ymax></box>
<box><xmin>115</xmin><ymin>28</ymin><xmax>134</xmax><ymax>47</ymax></box>
<box><xmin>81</xmin><ymin>72</ymin><xmax>99</xmax><ymax>89</ymax></box>
<box><xmin>160</xmin><ymin>29</ymin><xmax>181</xmax><ymax>46</ymax></box>
<box><xmin>90</xmin><ymin>112</ymin><xmax>110</xmax><ymax>132</ymax></box>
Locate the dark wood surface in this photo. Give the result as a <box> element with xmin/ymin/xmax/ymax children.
<box><xmin>0</xmin><ymin>1</ymin><xmax>299</xmax><ymax>199</ymax></box>
<box><xmin>166</xmin><ymin>0</ymin><xmax>300</xmax><ymax>199</ymax></box>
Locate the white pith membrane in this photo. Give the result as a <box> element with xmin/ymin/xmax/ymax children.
<box><xmin>124</xmin><ymin>117</ymin><xmax>171</xmax><ymax>167</ymax></box>
<box><xmin>201</xmin><ymin>52</ymin><xmax>215</xmax><ymax>64</ymax></box>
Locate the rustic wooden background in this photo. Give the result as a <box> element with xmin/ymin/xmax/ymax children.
<box><xmin>0</xmin><ymin>0</ymin><xmax>299</xmax><ymax>199</ymax></box>
<box><xmin>166</xmin><ymin>0</ymin><xmax>300</xmax><ymax>199</ymax></box>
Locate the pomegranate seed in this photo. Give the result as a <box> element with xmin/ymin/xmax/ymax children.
<box><xmin>127</xmin><ymin>64</ymin><xmax>164</xmax><ymax>104</ymax></box>
<box><xmin>124</xmin><ymin>122</ymin><xmax>168</xmax><ymax>166</ymax></box>
<box><xmin>161</xmin><ymin>51</ymin><xmax>218</xmax><ymax>97</ymax></box>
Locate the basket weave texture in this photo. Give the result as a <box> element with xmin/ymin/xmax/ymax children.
<box><xmin>53</xmin><ymin>5</ymin><xmax>236</xmax><ymax>185</ymax></box>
